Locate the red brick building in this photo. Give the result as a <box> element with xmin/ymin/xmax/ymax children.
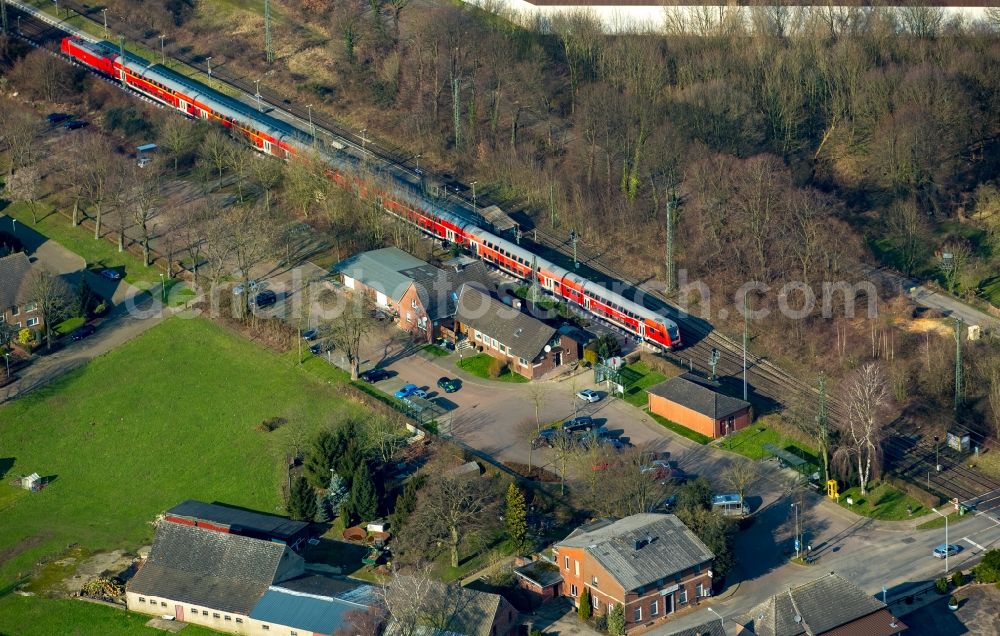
<box><xmin>0</xmin><ymin>252</ymin><xmax>42</xmax><ymax>339</ymax></box>
<box><xmin>454</xmin><ymin>285</ymin><xmax>578</xmax><ymax>380</ymax></box>
<box><xmin>647</xmin><ymin>373</ymin><xmax>752</xmax><ymax>440</ymax></box>
<box><xmin>553</xmin><ymin>514</ymin><xmax>715</xmax><ymax>631</ymax></box>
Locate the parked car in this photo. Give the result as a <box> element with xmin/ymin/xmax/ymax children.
<box><xmin>250</xmin><ymin>290</ymin><xmax>277</xmax><ymax>308</ymax></box>
<box><xmin>576</xmin><ymin>388</ymin><xmax>602</xmax><ymax>403</ymax></box>
<box><xmin>71</xmin><ymin>324</ymin><xmax>96</xmax><ymax>340</ymax></box>
<box><xmin>600</xmin><ymin>436</ymin><xmax>627</xmax><ymax>451</ymax></box>
<box><xmin>301</xmin><ymin>328</ymin><xmax>319</xmax><ymax>340</ymax></box>
<box><xmin>309</xmin><ymin>341</ymin><xmax>330</xmax><ymax>355</ymax></box>
<box><xmin>532</xmin><ymin>428</ymin><xmax>560</xmax><ymax>449</ymax></box>
<box><xmin>233</xmin><ymin>279</ymin><xmax>260</xmax><ymax>295</ymax></box>
<box><xmin>361</xmin><ymin>369</ymin><xmax>390</xmax><ymax>383</ymax></box>
<box><xmin>411</xmin><ymin>387</ymin><xmax>428</xmax><ymax>399</ymax></box>
<box><xmin>64</xmin><ymin>120</ymin><xmax>88</xmax><ymax>130</ymax></box>
<box><xmin>47</xmin><ymin>112</ymin><xmax>72</xmax><ymax>124</ymax></box>
<box><xmin>437</xmin><ymin>377</ymin><xmax>461</xmax><ymax>393</ymax></box>
<box><xmin>933</xmin><ymin>544</ymin><xmax>962</xmax><ymax>559</ymax></box>
<box><xmin>395</xmin><ymin>384</ymin><xmax>419</xmax><ymax>399</ymax></box>
<box><xmin>99</xmin><ymin>268</ymin><xmax>123</xmax><ymax>280</ymax></box>
<box><xmin>136</xmin><ymin>156</ymin><xmax>153</xmax><ymax>168</ymax></box>
<box><xmin>563</xmin><ymin>415</ymin><xmax>595</xmax><ymax>433</ymax></box>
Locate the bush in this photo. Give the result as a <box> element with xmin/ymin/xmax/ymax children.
<box><xmin>256</xmin><ymin>416</ymin><xmax>287</xmax><ymax>433</ymax></box>
<box><xmin>935</xmin><ymin>577</ymin><xmax>949</xmax><ymax>594</ymax></box>
<box><xmin>594</xmin><ymin>615</ymin><xmax>607</xmax><ymax>631</ymax></box>
<box><xmin>949</xmin><ymin>595</ymin><xmax>958</xmax><ymax>606</ymax></box>
<box><xmin>952</xmin><ymin>570</ymin><xmax>965</xmax><ymax>588</ymax></box>
<box><xmin>18</xmin><ymin>329</ymin><xmax>32</xmax><ymax>346</ymax></box>
<box><xmin>487</xmin><ymin>357</ymin><xmax>506</xmax><ymax>378</ymax></box>
<box><xmin>974</xmin><ymin>549</ymin><xmax>1000</xmax><ymax>584</ymax></box>
<box><xmin>578</xmin><ymin>587</ymin><xmax>591</xmax><ymax>620</ymax></box>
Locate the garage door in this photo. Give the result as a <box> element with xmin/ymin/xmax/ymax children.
<box><xmin>376</xmin><ymin>292</ymin><xmax>388</xmax><ymax>307</ymax></box>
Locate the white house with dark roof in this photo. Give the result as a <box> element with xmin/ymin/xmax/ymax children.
<box><xmin>553</xmin><ymin>514</ymin><xmax>715</xmax><ymax>630</ymax></box>
<box><xmin>737</xmin><ymin>572</ymin><xmax>906</xmax><ymax>635</ymax></box>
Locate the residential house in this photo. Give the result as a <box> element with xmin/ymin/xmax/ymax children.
<box><xmin>514</xmin><ymin>558</ymin><xmax>563</xmax><ymax>605</ymax></box>
<box><xmin>553</xmin><ymin>514</ymin><xmax>715</xmax><ymax>631</ymax></box>
<box><xmin>127</xmin><ymin>521</ymin><xmax>380</xmax><ymax>635</ymax></box>
<box><xmin>454</xmin><ymin>285</ymin><xmax>578</xmax><ymax>380</ymax></box>
<box><xmin>737</xmin><ymin>573</ymin><xmax>906</xmax><ymax>635</ymax></box>
<box><xmin>336</xmin><ymin>247</ymin><xmax>493</xmax><ymax>343</ymax></box>
<box><xmin>0</xmin><ymin>252</ymin><xmax>40</xmax><ymax>337</ymax></box>
<box><xmin>647</xmin><ymin>373</ymin><xmax>752</xmax><ymax>440</ymax></box>
<box><xmin>164</xmin><ymin>500</ymin><xmax>312</xmax><ymax>550</ymax></box>
<box><xmin>660</xmin><ymin>618</ymin><xmax>725</xmax><ymax>636</ymax></box>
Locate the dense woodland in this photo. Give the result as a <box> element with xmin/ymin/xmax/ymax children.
<box><xmin>2</xmin><ymin>2</ymin><xmax>1000</xmax><ymax>445</ymax></box>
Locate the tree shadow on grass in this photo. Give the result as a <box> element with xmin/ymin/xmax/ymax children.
<box><xmin>0</xmin><ymin>458</ymin><xmax>14</xmax><ymax>481</ymax></box>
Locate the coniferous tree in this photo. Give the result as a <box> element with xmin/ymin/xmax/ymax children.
<box><xmin>578</xmin><ymin>587</ymin><xmax>592</xmax><ymax>620</ymax></box>
<box><xmin>288</xmin><ymin>476</ymin><xmax>317</xmax><ymax>521</ymax></box>
<box><xmin>304</xmin><ymin>430</ymin><xmax>338</xmax><ymax>489</ymax></box>
<box><xmin>505</xmin><ymin>483</ymin><xmax>528</xmax><ymax>553</ymax></box>
<box><xmin>608</xmin><ymin>603</ymin><xmax>625</xmax><ymax>636</ymax></box>
<box><xmin>350</xmin><ymin>464</ymin><xmax>378</xmax><ymax>523</ymax></box>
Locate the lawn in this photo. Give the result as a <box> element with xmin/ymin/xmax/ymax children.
<box><xmin>916</xmin><ymin>509</ymin><xmax>974</xmax><ymax>530</ymax></box>
<box><xmin>421</xmin><ymin>343</ymin><xmax>451</xmax><ymax>358</ymax></box>
<box><xmin>648</xmin><ymin>412</ymin><xmax>712</xmax><ymax>445</ymax></box>
<box><xmin>54</xmin><ymin>316</ymin><xmax>86</xmax><ymax>335</ymax></box>
<box><xmin>0</xmin><ymin>316</ymin><xmax>369</xmax><ymax>590</ymax></box>
<box><xmin>0</xmin><ymin>594</ymin><xmax>219</xmax><ymax>636</ymax></box>
<box><xmin>621</xmin><ymin>362</ymin><xmax>668</xmax><ymax>407</ymax></box>
<box><xmin>980</xmin><ymin>275</ymin><xmax>1000</xmax><ymax>306</ymax></box>
<box><xmin>836</xmin><ymin>483</ymin><xmax>927</xmax><ymax>520</ymax></box>
<box><xmin>3</xmin><ymin>204</ymin><xmax>167</xmax><ymax>289</ymax></box>
<box><xmin>720</xmin><ymin>425</ymin><xmax>819</xmax><ymax>465</ymax></box>
<box><xmin>456</xmin><ymin>353</ymin><xmax>529</xmax><ymax>383</ymax></box>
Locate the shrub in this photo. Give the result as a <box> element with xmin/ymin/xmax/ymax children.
<box><xmin>974</xmin><ymin>549</ymin><xmax>1000</xmax><ymax>584</ymax></box>
<box><xmin>935</xmin><ymin>577</ymin><xmax>949</xmax><ymax>594</ymax></box>
<box><xmin>578</xmin><ymin>587</ymin><xmax>591</xmax><ymax>620</ymax></box>
<box><xmin>18</xmin><ymin>329</ymin><xmax>32</xmax><ymax>346</ymax></box>
<box><xmin>594</xmin><ymin>615</ymin><xmax>607</xmax><ymax>631</ymax></box>
<box><xmin>487</xmin><ymin>357</ymin><xmax>505</xmax><ymax>378</ymax></box>
<box><xmin>949</xmin><ymin>595</ymin><xmax>958</xmax><ymax>606</ymax></box>
<box><xmin>607</xmin><ymin>603</ymin><xmax>625</xmax><ymax>636</ymax></box>
<box><xmin>529</xmin><ymin>630</ymin><xmax>543</xmax><ymax>636</ymax></box>
<box><xmin>256</xmin><ymin>416</ymin><xmax>287</xmax><ymax>433</ymax></box>
<box><xmin>952</xmin><ymin>570</ymin><xmax>965</xmax><ymax>588</ymax></box>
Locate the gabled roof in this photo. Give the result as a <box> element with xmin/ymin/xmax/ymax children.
<box><xmin>335</xmin><ymin>247</ymin><xmax>428</xmax><ymax>300</ymax></box>
<box><xmin>382</xmin><ymin>578</ymin><xmax>512</xmax><ymax>636</ymax></box>
<box><xmin>456</xmin><ymin>285</ymin><xmax>557</xmax><ymax>361</ymax></box>
<box><xmin>0</xmin><ymin>252</ymin><xmax>33</xmax><ymax>309</ymax></box>
<box><xmin>128</xmin><ymin>522</ymin><xmax>298</xmax><ymax>615</ymax></box>
<box><xmin>165</xmin><ymin>500</ymin><xmax>310</xmax><ymax>543</ymax></box>
<box><xmin>741</xmin><ymin>573</ymin><xmax>905</xmax><ymax>636</ymax></box>
<box><xmin>647</xmin><ymin>373</ymin><xmax>750</xmax><ymax>420</ymax></box>
<box><xmin>249</xmin><ymin>577</ymin><xmax>377</xmax><ymax>634</ymax></box>
<box><xmin>556</xmin><ymin>514</ymin><xmax>714</xmax><ymax>592</ymax></box>
<box><xmin>660</xmin><ymin>618</ymin><xmax>725</xmax><ymax>636</ymax></box>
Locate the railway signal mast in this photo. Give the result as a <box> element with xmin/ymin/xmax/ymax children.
<box><xmin>665</xmin><ymin>194</ymin><xmax>677</xmax><ymax>295</ymax></box>
<box><xmin>954</xmin><ymin>317</ymin><xmax>963</xmax><ymax>413</ymax></box>
<box><xmin>264</xmin><ymin>0</ymin><xmax>274</xmax><ymax>64</ymax></box>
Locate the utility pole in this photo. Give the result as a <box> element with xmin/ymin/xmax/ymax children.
<box><xmin>743</xmin><ymin>289</ymin><xmax>749</xmax><ymax>401</ymax></box>
<box><xmin>254</xmin><ymin>78</ymin><xmax>262</xmax><ymax>112</ymax></box>
<box><xmin>570</xmin><ymin>230</ymin><xmax>579</xmax><ymax>269</ymax></box>
<box><xmin>206</xmin><ymin>56</ymin><xmax>212</xmax><ymax>77</ymax></box>
<box><xmin>709</xmin><ymin>348</ymin><xmax>720</xmax><ymax>381</ymax></box>
<box><xmin>954</xmin><ymin>317</ymin><xmax>963</xmax><ymax>413</ymax></box>
<box><xmin>264</xmin><ymin>0</ymin><xmax>274</xmax><ymax>64</ymax></box>
<box><xmin>101</xmin><ymin>8</ymin><xmax>107</xmax><ymax>38</ymax></box>
<box><xmin>665</xmin><ymin>193</ymin><xmax>677</xmax><ymax>295</ymax></box>
<box><xmin>159</xmin><ymin>34</ymin><xmax>166</xmax><ymax>65</ymax></box>
<box><xmin>471</xmin><ymin>181</ymin><xmax>477</xmax><ymax>215</ymax></box>
<box><xmin>817</xmin><ymin>374</ymin><xmax>830</xmax><ymax>483</ymax></box>
<box><xmin>452</xmin><ymin>76</ymin><xmax>461</xmax><ymax>150</ymax></box>
<box><xmin>530</xmin><ymin>255</ymin><xmax>539</xmax><ymax>303</ymax></box>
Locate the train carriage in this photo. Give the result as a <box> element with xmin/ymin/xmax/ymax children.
<box><xmin>61</xmin><ymin>35</ymin><xmax>681</xmax><ymax>350</ymax></box>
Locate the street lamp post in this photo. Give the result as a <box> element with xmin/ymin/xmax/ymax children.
<box><xmin>931</xmin><ymin>507</ymin><xmax>949</xmax><ymax>574</ymax></box>
<box><xmin>359</xmin><ymin>127</ymin><xmax>367</xmax><ymax>151</ymax></box>
<box><xmin>159</xmin><ymin>273</ymin><xmax>165</xmax><ymax>304</ymax></box>
<box><xmin>791</xmin><ymin>502</ymin><xmax>800</xmax><ymax>558</ymax></box>
<box><xmin>159</xmin><ymin>34</ymin><xmax>165</xmax><ymax>65</ymax></box>
<box><xmin>254</xmin><ymin>79</ymin><xmax>262</xmax><ymax>112</ymax></box>
<box><xmin>706</xmin><ymin>607</ymin><xmax>724</xmax><ymax>629</ymax></box>
<box><xmin>414</xmin><ymin>154</ymin><xmax>421</xmax><ymax>174</ymax></box>
<box><xmin>307</xmin><ymin>105</ymin><xmax>315</xmax><ymax>137</ymax></box>
<box><xmin>743</xmin><ymin>288</ymin><xmax>749</xmax><ymax>401</ymax></box>
<box><xmin>101</xmin><ymin>8</ymin><xmax>108</xmax><ymax>38</ymax></box>
<box><xmin>934</xmin><ymin>435</ymin><xmax>941</xmax><ymax>472</ymax></box>
<box><xmin>206</xmin><ymin>56</ymin><xmax>212</xmax><ymax>77</ymax></box>
<box><xmin>4</xmin><ymin>353</ymin><xmax>10</xmax><ymax>379</ymax></box>
<box><xmin>470</xmin><ymin>181</ymin><xmax>477</xmax><ymax>214</ymax></box>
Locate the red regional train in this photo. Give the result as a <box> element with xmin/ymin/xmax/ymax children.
<box><xmin>61</xmin><ymin>36</ymin><xmax>681</xmax><ymax>349</ymax></box>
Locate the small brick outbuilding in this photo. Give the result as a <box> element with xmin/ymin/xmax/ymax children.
<box><xmin>647</xmin><ymin>373</ymin><xmax>752</xmax><ymax>440</ymax></box>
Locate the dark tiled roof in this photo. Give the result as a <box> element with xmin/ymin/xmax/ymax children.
<box><xmin>456</xmin><ymin>285</ymin><xmax>557</xmax><ymax>361</ymax></box>
<box><xmin>335</xmin><ymin>247</ymin><xmax>427</xmax><ymax>299</ymax></box>
<box><xmin>647</xmin><ymin>373</ymin><xmax>750</xmax><ymax>419</ymax></box>
<box><xmin>742</xmin><ymin>573</ymin><xmax>895</xmax><ymax>636</ymax></box>
<box><xmin>250</xmin><ymin>577</ymin><xmax>377</xmax><ymax>635</ymax></box>
<box><xmin>403</xmin><ymin>261</ymin><xmax>496</xmax><ymax>322</ymax></box>
<box><xmin>128</xmin><ymin>522</ymin><xmax>297</xmax><ymax>615</ymax></box>
<box><xmin>383</xmin><ymin>578</ymin><xmax>510</xmax><ymax>636</ymax></box>
<box><xmin>0</xmin><ymin>252</ymin><xmax>33</xmax><ymax>308</ymax></box>
<box><xmin>557</xmin><ymin>514</ymin><xmax>714</xmax><ymax>592</ymax></box>
<box><xmin>660</xmin><ymin>618</ymin><xmax>725</xmax><ymax>636</ymax></box>
<box><xmin>514</xmin><ymin>560</ymin><xmax>563</xmax><ymax>588</ymax></box>
<box><xmin>166</xmin><ymin>500</ymin><xmax>309</xmax><ymax>543</ymax></box>
<box><xmin>822</xmin><ymin>609</ymin><xmax>906</xmax><ymax>636</ymax></box>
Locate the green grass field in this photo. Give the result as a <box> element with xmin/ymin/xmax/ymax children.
<box><xmin>720</xmin><ymin>425</ymin><xmax>819</xmax><ymax>465</ymax></box>
<box><xmin>621</xmin><ymin>362</ymin><xmax>668</xmax><ymax>407</ymax></box>
<box><xmin>3</xmin><ymin>204</ymin><xmax>166</xmax><ymax>289</ymax></box>
<box><xmin>0</xmin><ymin>595</ymin><xmax>219</xmax><ymax>636</ymax></box>
<box><xmin>836</xmin><ymin>483</ymin><xmax>927</xmax><ymax>521</ymax></box>
<box><xmin>648</xmin><ymin>412</ymin><xmax>712</xmax><ymax>445</ymax></box>
<box><xmin>456</xmin><ymin>353</ymin><xmax>529</xmax><ymax>383</ymax></box>
<box><xmin>0</xmin><ymin>316</ymin><xmax>368</xmax><ymax>591</ymax></box>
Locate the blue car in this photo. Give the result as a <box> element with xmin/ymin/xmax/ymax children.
<box><xmin>395</xmin><ymin>384</ymin><xmax>418</xmax><ymax>399</ymax></box>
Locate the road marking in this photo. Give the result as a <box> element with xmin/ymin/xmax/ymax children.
<box><xmin>962</xmin><ymin>537</ymin><xmax>986</xmax><ymax>550</ymax></box>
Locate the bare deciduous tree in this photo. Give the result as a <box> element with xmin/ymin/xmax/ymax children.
<box><xmin>834</xmin><ymin>362</ymin><xmax>888</xmax><ymax>495</ymax></box>
<box><xmin>0</xmin><ymin>104</ymin><xmax>42</xmax><ymax>174</ymax></box>
<box><xmin>125</xmin><ymin>167</ymin><xmax>160</xmax><ymax>266</ymax></box>
<box><xmin>325</xmin><ymin>292</ymin><xmax>374</xmax><ymax>381</ymax></box>
<box><xmin>28</xmin><ymin>270</ymin><xmax>72</xmax><ymax>351</ymax></box>
<box><xmin>199</xmin><ymin>128</ymin><xmax>231</xmax><ymax>188</ymax></box>
<box><xmin>226</xmin><ymin>202</ymin><xmax>276</xmax><ymax>316</ymax></box>
<box><xmin>404</xmin><ymin>472</ymin><xmax>498</xmax><ymax>568</ymax></box>
<box><xmin>721</xmin><ymin>460</ymin><xmax>759</xmax><ymax>502</ymax></box>
<box><xmin>4</xmin><ymin>165</ymin><xmax>41</xmax><ymax>223</ymax></box>
<box><xmin>159</xmin><ymin>116</ymin><xmax>194</xmax><ymax>173</ymax></box>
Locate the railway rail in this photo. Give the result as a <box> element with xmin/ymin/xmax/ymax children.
<box><xmin>6</xmin><ymin>1</ymin><xmax>999</xmax><ymax>504</ymax></box>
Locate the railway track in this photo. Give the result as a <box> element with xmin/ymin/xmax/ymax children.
<box><xmin>8</xmin><ymin>0</ymin><xmax>999</xmax><ymax>504</ymax></box>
